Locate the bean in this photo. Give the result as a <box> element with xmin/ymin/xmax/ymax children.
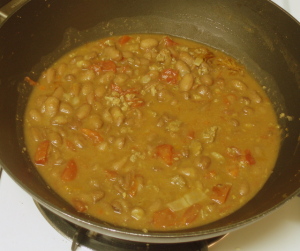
<box><xmin>48</xmin><ymin>131</ymin><xmax>63</xmax><ymax>147</ymax></box>
<box><xmin>110</xmin><ymin>106</ymin><xmax>124</xmax><ymax>126</ymax></box>
<box><xmin>70</xmin><ymin>82</ymin><xmax>80</xmax><ymax>96</ymax></box>
<box><xmin>240</xmin><ymin>97</ymin><xmax>251</xmax><ymax>105</ymax></box>
<box><xmin>52</xmin><ymin>86</ymin><xmax>64</xmax><ymax>99</ymax></box>
<box><xmin>29</xmin><ymin>109</ymin><xmax>42</xmax><ymax>122</ymax></box>
<box><xmin>179</xmin><ymin>73</ymin><xmax>194</xmax><ymax>92</ymax></box>
<box><xmin>84</xmin><ymin>51</ymin><xmax>98</xmax><ymax>60</ymax></box>
<box><xmin>80</xmin><ymin>69</ymin><xmax>95</xmax><ymax>81</ymax></box>
<box><xmin>73</xmin><ymin>135</ymin><xmax>85</xmax><ymax>149</ymax></box>
<box><xmin>35</xmin><ymin>95</ymin><xmax>48</xmax><ymax>108</ymax></box>
<box><xmin>111</xmin><ymin>199</ymin><xmax>129</xmax><ymax>214</ymax></box>
<box><xmin>86</xmin><ymin>92</ymin><xmax>94</xmax><ymax>105</ymax></box>
<box><xmin>97</xmin><ymin>141</ymin><xmax>108</xmax><ymax>151</ymax></box>
<box><xmin>156</xmin><ymin>49</ymin><xmax>172</xmax><ymax>65</ymax></box>
<box><xmin>64</xmin><ymin>74</ymin><xmax>76</xmax><ymax>82</ymax></box>
<box><xmin>175</xmin><ymin>60</ymin><xmax>190</xmax><ymax>76</ymax></box>
<box><xmin>195</xmin><ymin>155</ymin><xmax>211</xmax><ymax>169</ymax></box>
<box><xmin>45</xmin><ymin>68</ymin><xmax>56</xmax><ymax>84</ymax></box>
<box><xmin>51</xmin><ymin>115</ymin><xmax>68</xmax><ymax>125</ymax></box>
<box><xmin>81</xmin><ymin>81</ymin><xmax>93</xmax><ymax>95</ymax></box>
<box><xmin>131</xmin><ymin>207</ymin><xmax>145</xmax><ymax>221</ymax></box>
<box><xmin>157</xmin><ymin>89</ymin><xmax>173</xmax><ymax>102</ymax></box>
<box><xmin>179</xmin><ymin>51</ymin><xmax>194</xmax><ymax>67</ymax></box>
<box><xmin>30</xmin><ymin>127</ymin><xmax>44</xmax><ymax>142</ymax></box>
<box><xmin>85</xmin><ymin>114</ymin><xmax>103</xmax><ymax>129</ymax></box>
<box><xmin>140</xmin><ymin>38</ymin><xmax>158</xmax><ymax>49</ymax></box>
<box><xmin>179</xmin><ymin>167</ymin><xmax>196</xmax><ymax>178</ymax></box>
<box><xmin>95</xmin><ymin>85</ymin><xmax>106</xmax><ymax>98</ymax></box>
<box><xmin>60</xmin><ymin>102</ymin><xmax>73</xmax><ymax>114</ymax></box>
<box><xmin>114</xmin><ymin>137</ymin><xmax>126</xmax><ymax>149</ymax></box>
<box><xmin>196</xmin><ymin>85</ymin><xmax>212</xmax><ymax>100</ymax></box>
<box><xmin>114</xmin><ymin>74</ymin><xmax>129</xmax><ymax>85</ymax></box>
<box><xmin>249</xmin><ymin>90</ymin><xmax>262</xmax><ymax>104</ymax></box>
<box><xmin>98</xmin><ymin>71</ymin><xmax>115</xmax><ymax>84</ymax></box>
<box><xmin>89</xmin><ymin>179</ymin><xmax>100</xmax><ymax>188</ymax></box>
<box><xmin>57</xmin><ymin>63</ymin><xmax>67</xmax><ymax>76</ymax></box>
<box><xmin>44</xmin><ymin>97</ymin><xmax>59</xmax><ymax>117</ymax></box>
<box><xmin>91</xmin><ymin>190</ymin><xmax>105</xmax><ymax>204</ymax></box>
<box><xmin>76</xmin><ymin>104</ymin><xmax>91</xmax><ymax>120</ymax></box>
<box><xmin>230</xmin><ymin>79</ymin><xmax>248</xmax><ymax>92</ymax></box>
<box><xmin>102</xmin><ymin>46</ymin><xmax>122</xmax><ymax>61</ymax></box>
<box><xmin>76</xmin><ymin>60</ymin><xmax>91</xmax><ymax>69</ymax></box>
<box><xmin>200</xmin><ymin>74</ymin><xmax>213</xmax><ymax>86</ymax></box>
<box><xmin>102</xmin><ymin>109</ymin><xmax>113</xmax><ymax>123</ymax></box>
<box><xmin>112</xmin><ymin>157</ymin><xmax>128</xmax><ymax>170</ymax></box>
<box><xmin>243</xmin><ymin>106</ymin><xmax>255</xmax><ymax>115</ymax></box>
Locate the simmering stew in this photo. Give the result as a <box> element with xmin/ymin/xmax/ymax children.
<box><xmin>24</xmin><ymin>34</ymin><xmax>281</xmax><ymax>231</ymax></box>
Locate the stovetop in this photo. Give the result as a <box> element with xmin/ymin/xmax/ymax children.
<box><xmin>0</xmin><ymin>0</ymin><xmax>300</xmax><ymax>250</ymax></box>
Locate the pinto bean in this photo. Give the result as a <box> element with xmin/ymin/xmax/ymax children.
<box><xmin>97</xmin><ymin>141</ymin><xmax>108</xmax><ymax>151</ymax></box>
<box><xmin>80</xmin><ymin>69</ymin><xmax>95</xmax><ymax>81</ymax></box>
<box><xmin>110</xmin><ymin>106</ymin><xmax>124</xmax><ymax>126</ymax></box>
<box><xmin>57</xmin><ymin>63</ymin><xmax>67</xmax><ymax>76</ymax></box>
<box><xmin>102</xmin><ymin>109</ymin><xmax>113</xmax><ymax>123</ymax></box>
<box><xmin>111</xmin><ymin>199</ymin><xmax>129</xmax><ymax>214</ymax></box>
<box><xmin>76</xmin><ymin>104</ymin><xmax>91</xmax><ymax>120</ymax></box>
<box><xmin>179</xmin><ymin>73</ymin><xmax>194</xmax><ymax>92</ymax></box>
<box><xmin>175</xmin><ymin>60</ymin><xmax>190</xmax><ymax>76</ymax></box>
<box><xmin>91</xmin><ymin>190</ymin><xmax>105</xmax><ymax>204</ymax></box>
<box><xmin>249</xmin><ymin>90</ymin><xmax>262</xmax><ymax>103</ymax></box>
<box><xmin>64</xmin><ymin>74</ymin><xmax>76</xmax><ymax>82</ymax></box>
<box><xmin>140</xmin><ymin>38</ymin><xmax>158</xmax><ymax>49</ymax></box>
<box><xmin>85</xmin><ymin>114</ymin><xmax>103</xmax><ymax>129</ymax></box>
<box><xmin>44</xmin><ymin>97</ymin><xmax>59</xmax><ymax>117</ymax></box>
<box><xmin>76</xmin><ymin>60</ymin><xmax>91</xmax><ymax>69</ymax></box>
<box><xmin>131</xmin><ymin>207</ymin><xmax>145</xmax><ymax>220</ymax></box>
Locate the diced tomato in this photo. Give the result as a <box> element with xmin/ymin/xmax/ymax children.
<box><xmin>160</xmin><ymin>69</ymin><xmax>179</xmax><ymax>85</ymax></box>
<box><xmin>24</xmin><ymin>76</ymin><xmax>38</xmax><ymax>86</ymax></box>
<box><xmin>156</xmin><ymin>144</ymin><xmax>174</xmax><ymax>165</ymax></box>
<box><xmin>101</xmin><ymin>60</ymin><xmax>117</xmax><ymax>72</ymax></box>
<box><xmin>244</xmin><ymin>149</ymin><xmax>256</xmax><ymax>165</ymax></box>
<box><xmin>90</xmin><ymin>60</ymin><xmax>116</xmax><ymax>74</ymax></box>
<box><xmin>162</xmin><ymin>36</ymin><xmax>177</xmax><ymax>47</ymax></box>
<box><xmin>61</xmin><ymin>159</ymin><xmax>77</xmax><ymax>181</ymax></box>
<box><xmin>181</xmin><ymin>203</ymin><xmax>202</xmax><ymax>226</ymax></box>
<box><xmin>118</xmin><ymin>35</ymin><xmax>131</xmax><ymax>45</ymax></box>
<box><xmin>81</xmin><ymin>128</ymin><xmax>104</xmax><ymax>144</ymax></box>
<box><xmin>34</xmin><ymin>140</ymin><xmax>50</xmax><ymax>165</ymax></box>
<box><xmin>152</xmin><ymin>208</ymin><xmax>177</xmax><ymax>228</ymax></box>
<box><xmin>211</xmin><ymin>184</ymin><xmax>232</xmax><ymax>204</ymax></box>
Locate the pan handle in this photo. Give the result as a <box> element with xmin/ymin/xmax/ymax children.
<box><xmin>0</xmin><ymin>0</ymin><xmax>30</xmax><ymax>25</ymax></box>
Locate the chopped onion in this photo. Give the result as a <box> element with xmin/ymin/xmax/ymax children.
<box><xmin>167</xmin><ymin>190</ymin><xmax>207</xmax><ymax>212</ymax></box>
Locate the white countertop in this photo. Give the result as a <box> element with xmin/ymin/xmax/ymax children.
<box><xmin>0</xmin><ymin>0</ymin><xmax>299</xmax><ymax>250</ymax></box>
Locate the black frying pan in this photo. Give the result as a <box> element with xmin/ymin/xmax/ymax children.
<box><xmin>0</xmin><ymin>0</ymin><xmax>299</xmax><ymax>244</ymax></box>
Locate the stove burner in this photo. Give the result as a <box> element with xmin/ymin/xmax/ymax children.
<box><xmin>35</xmin><ymin>202</ymin><xmax>226</xmax><ymax>251</ymax></box>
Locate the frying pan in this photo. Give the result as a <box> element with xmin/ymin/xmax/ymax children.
<box><xmin>0</xmin><ymin>0</ymin><xmax>299</xmax><ymax>244</ymax></box>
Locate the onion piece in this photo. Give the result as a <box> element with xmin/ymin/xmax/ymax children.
<box><xmin>167</xmin><ymin>190</ymin><xmax>207</xmax><ymax>212</ymax></box>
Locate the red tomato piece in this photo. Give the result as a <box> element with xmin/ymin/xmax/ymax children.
<box><xmin>101</xmin><ymin>60</ymin><xmax>117</xmax><ymax>72</ymax></box>
<box><xmin>211</xmin><ymin>184</ymin><xmax>232</xmax><ymax>204</ymax></box>
<box><xmin>81</xmin><ymin>128</ymin><xmax>104</xmax><ymax>144</ymax></box>
<box><xmin>160</xmin><ymin>69</ymin><xmax>179</xmax><ymax>85</ymax></box>
<box><xmin>34</xmin><ymin>140</ymin><xmax>50</xmax><ymax>165</ymax></box>
<box><xmin>118</xmin><ymin>35</ymin><xmax>131</xmax><ymax>45</ymax></box>
<box><xmin>244</xmin><ymin>149</ymin><xmax>256</xmax><ymax>165</ymax></box>
<box><xmin>162</xmin><ymin>36</ymin><xmax>177</xmax><ymax>47</ymax></box>
<box><xmin>61</xmin><ymin>159</ymin><xmax>77</xmax><ymax>181</ymax></box>
<box><xmin>156</xmin><ymin>144</ymin><xmax>174</xmax><ymax>165</ymax></box>
<box><xmin>181</xmin><ymin>203</ymin><xmax>202</xmax><ymax>226</ymax></box>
